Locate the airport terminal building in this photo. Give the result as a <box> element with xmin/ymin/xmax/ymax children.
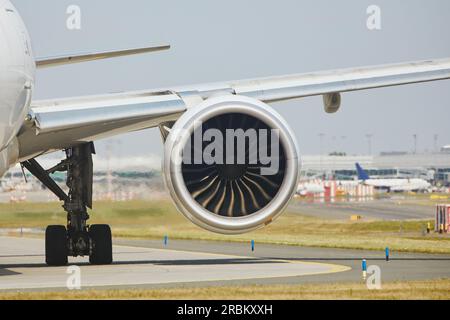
<box><xmin>301</xmin><ymin>152</ymin><xmax>450</xmax><ymax>185</ymax></box>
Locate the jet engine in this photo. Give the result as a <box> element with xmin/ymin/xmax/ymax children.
<box><xmin>163</xmin><ymin>95</ymin><xmax>299</xmax><ymax>234</ymax></box>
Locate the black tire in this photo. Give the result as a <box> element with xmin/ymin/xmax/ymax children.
<box><xmin>89</xmin><ymin>224</ymin><xmax>113</xmax><ymax>265</ymax></box>
<box><xmin>45</xmin><ymin>225</ymin><xmax>68</xmax><ymax>266</ymax></box>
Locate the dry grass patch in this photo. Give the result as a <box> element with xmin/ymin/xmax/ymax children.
<box><xmin>1</xmin><ymin>279</ymin><xmax>449</xmax><ymax>300</ymax></box>
<box><xmin>1</xmin><ymin>200</ymin><xmax>449</xmax><ymax>254</ymax></box>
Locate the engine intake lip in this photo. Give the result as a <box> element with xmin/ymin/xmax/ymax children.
<box><xmin>164</xmin><ymin>95</ymin><xmax>300</xmax><ymax>234</ymax></box>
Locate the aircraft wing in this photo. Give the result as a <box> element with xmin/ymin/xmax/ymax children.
<box><xmin>19</xmin><ymin>57</ymin><xmax>450</xmax><ymax>160</ymax></box>
<box><xmin>35</xmin><ymin>45</ymin><xmax>171</xmax><ymax>68</ymax></box>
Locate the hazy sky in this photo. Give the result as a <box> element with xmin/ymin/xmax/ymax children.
<box><xmin>12</xmin><ymin>0</ymin><xmax>450</xmax><ymax>158</ymax></box>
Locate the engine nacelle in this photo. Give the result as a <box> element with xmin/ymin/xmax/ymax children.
<box><xmin>163</xmin><ymin>95</ymin><xmax>299</xmax><ymax>234</ymax></box>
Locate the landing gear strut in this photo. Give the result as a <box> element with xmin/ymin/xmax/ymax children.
<box><xmin>22</xmin><ymin>142</ymin><xmax>112</xmax><ymax>266</ymax></box>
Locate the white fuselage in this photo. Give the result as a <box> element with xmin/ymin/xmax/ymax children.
<box><xmin>296</xmin><ymin>182</ymin><xmax>325</xmax><ymax>196</ymax></box>
<box><xmin>362</xmin><ymin>178</ymin><xmax>431</xmax><ymax>192</ymax></box>
<box><xmin>0</xmin><ymin>0</ymin><xmax>35</xmax><ymax>177</ymax></box>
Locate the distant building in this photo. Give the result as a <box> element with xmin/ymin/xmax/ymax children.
<box><xmin>435</xmin><ymin>169</ymin><xmax>450</xmax><ymax>186</ymax></box>
<box><xmin>380</xmin><ymin>151</ymin><xmax>409</xmax><ymax>156</ymax></box>
<box><xmin>301</xmin><ymin>153</ymin><xmax>450</xmax><ymax>182</ymax></box>
<box><xmin>441</xmin><ymin>145</ymin><xmax>450</xmax><ymax>153</ymax></box>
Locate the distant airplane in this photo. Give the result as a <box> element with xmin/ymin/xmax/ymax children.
<box><xmin>296</xmin><ymin>182</ymin><xmax>325</xmax><ymax>196</ymax></box>
<box><xmin>355</xmin><ymin>163</ymin><xmax>431</xmax><ymax>192</ymax></box>
<box><xmin>0</xmin><ymin>0</ymin><xmax>449</xmax><ymax>265</ymax></box>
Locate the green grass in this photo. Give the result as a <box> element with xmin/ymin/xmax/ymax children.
<box><xmin>1</xmin><ymin>279</ymin><xmax>449</xmax><ymax>300</ymax></box>
<box><xmin>0</xmin><ymin>200</ymin><xmax>449</xmax><ymax>254</ymax></box>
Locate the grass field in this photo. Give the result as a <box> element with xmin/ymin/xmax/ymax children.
<box><xmin>1</xmin><ymin>279</ymin><xmax>449</xmax><ymax>300</ymax></box>
<box><xmin>0</xmin><ymin>199</ymin><xmax>449</xmax><ymax>254</ymax></box>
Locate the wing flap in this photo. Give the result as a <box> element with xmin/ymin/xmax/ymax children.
<box><xmin>31</xmin><ymin>92</ymin><xmax>186</xmax><ymax>134</ymax></box>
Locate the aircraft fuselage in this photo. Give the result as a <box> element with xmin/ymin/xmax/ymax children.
<box><xmin>0</xmin><ymin>0</ymin><xmax>35</xmax><ymax>176</ymax></box>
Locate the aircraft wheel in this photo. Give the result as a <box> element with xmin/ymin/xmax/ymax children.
<box><xmin>89</xmin><ymin>224</ymin><xmax>113</xmax><ymax>265</ymax></box>
<box><xmin>45</xmin><ymin>225</ymin><xmax>68</xmax><ymax>266</ymax></box>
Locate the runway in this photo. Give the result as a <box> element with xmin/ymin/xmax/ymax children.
<box><xmin>289</xmin><ymin>198</ymin><xmax>436</xmax><ymax>220</ymax></box>
<box><xmin>1</xmin><ymin>236</ymin><xmax>450</xmax><ymax>291</ymax></box>
<box><xmin>115</xmin><ymin>239</ymin><xmax>450</xmax><ymax>287</ymax></box>
<box><xmin>0</xmin><ymin>237</ymin><xmax>348</xmax><ymax>291</ymax></box>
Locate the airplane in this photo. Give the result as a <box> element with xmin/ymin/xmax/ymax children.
<box><xmin>296</xmin><ymin>182</ymin><xmax>325</xmax><ymax>196</ymax></box>
<box><xmin>355</xmin><ymin>163</ymin><xmax>432</xmax><ymax>192</ymax></box>
<box><xmin>0</xmin><ymin>0</ymin><xmax>449</xmax><ymax>266</ymax></box>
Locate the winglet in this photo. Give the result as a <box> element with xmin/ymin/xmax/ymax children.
<box><xmin>35</xmin><ymin>44</ymin><xmax>170</xmax><ymax>68</ymax></box>
<box><xmin>355</xmin><ymin>163</ymin><xmax>370</xmax><ymax>181</ymax></box>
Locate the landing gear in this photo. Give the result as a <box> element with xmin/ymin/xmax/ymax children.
<box><xmin>45</xmin><ymin>225</ymin><xmax>68</xmax><ymax>266</ymax></box>
<box><xmin>22</xmin><ymin>142</ymin><xmax>113</xmax><ymax>266</ymax></box>
<box><xmin>89</xmin><ymin>224</ymin><xmax>113</xmax><ymax>265</ymax></box>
